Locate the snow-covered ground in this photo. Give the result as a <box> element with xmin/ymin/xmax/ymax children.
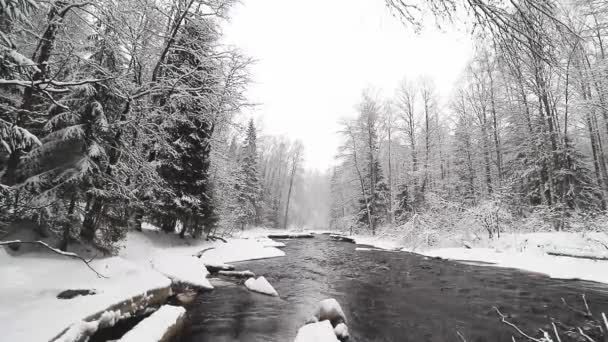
<box><xmin>420</xmin><ymin>232</ymin><xmax>608</xmax><ymax>284</ymax></box>
<box><xmin>0</xmin><ymin>227</ymin><xmax>286</xmax><ymax>341</ymax></box>
<box><xmin>349</xmin><ymin>230</ymin><xmax>608</xmax><ymax>285</ymax></box>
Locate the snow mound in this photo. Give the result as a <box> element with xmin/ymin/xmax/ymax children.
<box><xmin>150</xmin><ymin>254</ymin><xmax>212</xmax><ymax>289</ymax></box>
<box><xmin>294</xmin><ymin>320</ymin><xmax>339</xmax><ymax>342</ymax></box>
<box><xmin>244</xmin><ymin>276</ymin><xmax>279</xmax><ymax>296</ymax></box>
<box><xmin>119</xmin><ymin>305</ymin><xmax>185</xmax><ymax>342</ymax></box>
<box><xmin>200</xmin><ymin>239</ymin><xmax>285</xmax><ymax>264</ymax></box>
<box><xmin>312</xmin><ymin>298</ymin><xmax>347</xmax><ymax>325</ymax></box>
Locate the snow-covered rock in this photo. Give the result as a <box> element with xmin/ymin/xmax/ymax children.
<box><xmin>150</xmin><ymin>253</ymin><xmax>213</xmax><ymax>289</ymax></box>
<box><xmin>294</xmin><ymin>320</ymin><xmax>339</xmax><ymax>342</ymax></box>
<box><xmin>311</xmin><ymin>298</ymin><xmax>347</xmax><ymax>326</ymax></box>
<box><xmin>218</xmin><ymin>270</ymin><xmax>256</xmax><ymax>278</ymax></box>
<box><xmin>119</xmin><ymin>305</ymin><xmax>185</xmax><ymax>342</ymax></box>
<box><xmin>334</xmin><ymin>323</ymin><xmax>349</xmax><ymax>340</ymax></box>
<box><xmin>203</xmin><ymin>262</ymin><xmax>235</xmax><ymax>273</ymax></box>
<box><xmin>244</xmin><ymin>276</ymin><xmax>279</xmax><ymax>296</ymax></box>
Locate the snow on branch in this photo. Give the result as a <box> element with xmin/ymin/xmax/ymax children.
<box><xmin>0</xmin><ymin>77</ymin><xmax>113</xmax><ymax>91</ymax></box>
<box><xmin>0</xmin><ymin>240</ymin><xmax>107</xmax><ymax>278</ymax></box>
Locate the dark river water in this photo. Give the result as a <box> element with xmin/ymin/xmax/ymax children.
<box><xmin>180</xmin><ymin>235</ymin><xmax>608</xmax><ymax>342</ymax></box>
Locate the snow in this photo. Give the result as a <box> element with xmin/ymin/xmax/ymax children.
<box><xmin>352</xmin><ymin>235</ymin><xmax>403</xmax><ymax>250</ymax></box>
<box><xmin>0</xmin><ymin>228</ymin><xmax>286</xmax><ymax>341</ymax></box>
<box><xmin>420</xmin><ymin>232</ymin><xmax>608</xmax><ymax>284</ymax></box>
<box><xmin>218</xmin><ymin>270</ymin><xmax>256</xmax><ymax>277</ymax></box>
<box><xmin>119</xmin><ymin>305</ymin><xmax>185</xmax><ymax>342</ymax></box>
<box><xmin>56</xmin><ymin>320</ymin><xmax>100</xmax><ymax>342</ymax></box>
<box><xmin>312</xmin><ymin>298</ymin><xmax>347</xmax><ymax>325</ymax></box>
<box><xmin>244</xmin><ymin>276</ymin><xmax>279</xmax><ymax>296</ymax></box>
<box><xmin>334</xmin><ymin>323</ymin><xmax>349</xmax><ymax>340</ymax></box>
<box><xmin>294</xmin><ymin>321</ymin><xmax>339</xmax><ymax>342</ymax></box>
<box><xmin>0</xmin><ymin>254</ymin><xmax>170</xmax><ymax>342</ymax></box>
<box><xmin>343</xmin><ymin>230</ymin><xmax>608</xmax><ymax>285</ymax></box>
<box><xmin>200</xmin><ymin>238</ymin><xmax>285</xmax><ymax>264</ymax></box>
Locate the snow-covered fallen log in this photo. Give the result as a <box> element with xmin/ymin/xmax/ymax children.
<box><xmin>244</xmin><ymin>276</ymin><xmax>279</xmax><ymax>296</ymax></box>
<box><xmin>267</xmin><ymin>233</ymin><xmax>314</xmax><ymax>239</ymax></box>
<box><xmin>218</xmin><ymin>270</ymin><xmax>256</xmax><ymax>278</ymax></box>
<box><xmin>294</xmin><ymin>320</ymin><xmax>339</xmax><ymax>342</ymax></box>
<box><xmin>119</xmin><ymin>305</ymin><xmax>186</xmax><ymax>342</ymax></box>
<box><xmin>329</xmin><ymin>234</ymin><xmax>356</xmax><ymax>243</ymax></box>
<box><xmin>546</xmin><ymin>251</ymin><xmax>608</xmax><ymax>261</ymax></box>
<box><xmin>204</xmin><ymin>262</ymin><xmax>235</xmax><ymax>273</ymax></box>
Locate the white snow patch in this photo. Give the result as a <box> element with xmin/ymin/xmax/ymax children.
<box><xmin>294</xmin><ymin>320</ymin><xmax>339</xmax><ymax>342</ymax></box>
<box><xmin>420</xmin><ymin>232</ymin><xmax>608</xmax><ymax>284</ymax></box>
<box><xmin>1</xmin><ymin>229</ymin><xmax>287</xmax><ymax>341</ymax></box>
<box><xmin>244</xmin><ymin>276</ymin><xmax>279</xmax><ymax>296</ymax></box>
<box><xmin>119</xmin><ymin>305</ymin><xmax>185</xmax><ymax>342</ymax></box>
<box><xmin>200</xmin><ymin>238</ymin><xmax>285</xmax><ymax>264</ymax></box>
<box><xmin>56</xmin><ymin>320</ymin><xmax>99</xmax><ymax>342</ymax></box>
<box><xmin>312</xmin><ymin>298</ymin><xmax>347</xmax><ymax>324</ymax></box>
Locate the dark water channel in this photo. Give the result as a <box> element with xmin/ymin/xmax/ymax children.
<box><xmin>181</xmin><ymin>235</ymin><xmax>608</xmax><ymax>342</ymax></box>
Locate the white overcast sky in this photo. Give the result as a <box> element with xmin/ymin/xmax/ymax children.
<box><xmin>222</xmin><ymin>0</ymin><xmax>474</xmax><ymax>171</ymax></box>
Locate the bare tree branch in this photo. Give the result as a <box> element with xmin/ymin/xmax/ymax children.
<box><xmin>0</xmin><ymin>240</ymin><xmax>108</xmax><ymax>278</ymax></box>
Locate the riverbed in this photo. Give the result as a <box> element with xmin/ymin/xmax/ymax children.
<box><xmin>180</xmin><ymin>235</ymin><xmax>608</xmax><ymax>342</ymax></box>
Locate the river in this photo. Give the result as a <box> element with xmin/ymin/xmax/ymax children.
<box><xmin>180</xmin><ymin>235</ymin><xmax>608</xmax><ymax>342</ymax></box>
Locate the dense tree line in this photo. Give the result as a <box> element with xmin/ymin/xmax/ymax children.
<box><xmin>333</xmin><ymin>0</ymin><xmax>608</xmax><ymax>236</ymax></box>
<box><xmin>0</xmin><ymin>0</ymin><xmax>308</xmax><ymax>251</ymax></box>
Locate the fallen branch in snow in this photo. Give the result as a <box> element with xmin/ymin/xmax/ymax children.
<box><xmin>0</xmin><ymin>240</ymin><xmax>107</xmax><ymax>278</ymax></box>
<box><xmin>193</xmin><ymin>246</ymin><xmax>215</xmax><ymax>258</ymax></box>
<box><xmin>546</xmin><ymin>251</ymin><xmax>608</xmax><ymax>261</ymax></box>
<box><xmin>589</xmin><ymin>238</ymin><xmax>608</xmax><ymax>251</ymax></box>
<box><xmin>206</xmin><ymin>235</ymin><xmax>227</xmax><ymax>243</ymax></box>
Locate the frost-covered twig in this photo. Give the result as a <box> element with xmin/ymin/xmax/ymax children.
<box><xmin>0</xmin><ymin>240</ymin><xmax>107</xmax><ymax>278</ymax></box>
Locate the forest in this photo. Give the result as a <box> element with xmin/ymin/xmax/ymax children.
<box><xmin>330</xmin><ymin>0</ymin><xmax>608</xmax><ymax>246</ymax></box>
<box><xmin>0</xmin><ymin>0</ymin><xmax>323</xmax><ymax>252</ymax></box>
<box><xmin>2</xmin><ymin>0</ymin><xmax>608</xmax><ymax>252</ymax></box>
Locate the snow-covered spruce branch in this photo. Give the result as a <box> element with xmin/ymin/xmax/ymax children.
<box><xmin>0</xmin><ymin>77</ymin><xmax>113</xmax><ymax>91</ymax></box>
<box><xmin>0</xmin><ymin>240</ymin><xmax>107</xmax><ymax>278</ymax></box>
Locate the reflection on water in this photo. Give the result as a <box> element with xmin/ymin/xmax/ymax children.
<box><xmin>181</xmin><ymin>236</ymin><xmax>608</xmax><ymax>342</ymax></box>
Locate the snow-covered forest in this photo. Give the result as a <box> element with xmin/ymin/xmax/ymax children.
<box><xmin>0</xmin><ymin>0</ymin><xmax>330</xmax><ymax>251</ymax></box>
<box><xmin>2</xmin><ymin>1</ymin><xmax>608</xmax><ymax>342</ymax></box>
<box><xmin>330</xmin><ymin>0</ymin><xmax>608</xmax><ymax>246</ymax></box>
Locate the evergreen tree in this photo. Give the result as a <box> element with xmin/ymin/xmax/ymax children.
<box><xmin>235</xmin><ymin>119</ymin><xmax>261</xmax><ymax>229</ymax></box>
<box><xmin>153</xmin><ymin>21</ymin><xmax>220</xmax><ymax>237</ymax></box>
<box><xmin>358</xmin><ymin>160</ymin><xmax>390</xmax><ymax>228</ymax></box>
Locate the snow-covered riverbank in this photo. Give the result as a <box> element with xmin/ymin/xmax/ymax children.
<box><xmin>0</xmin><ymin>227</ymin><xmax>285</xmax><ymax>341</ymax></box>
<box><xmin>352</xmin><ymin>231</ymin><xmax>608</xmax><ymax>285</ymax></box>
